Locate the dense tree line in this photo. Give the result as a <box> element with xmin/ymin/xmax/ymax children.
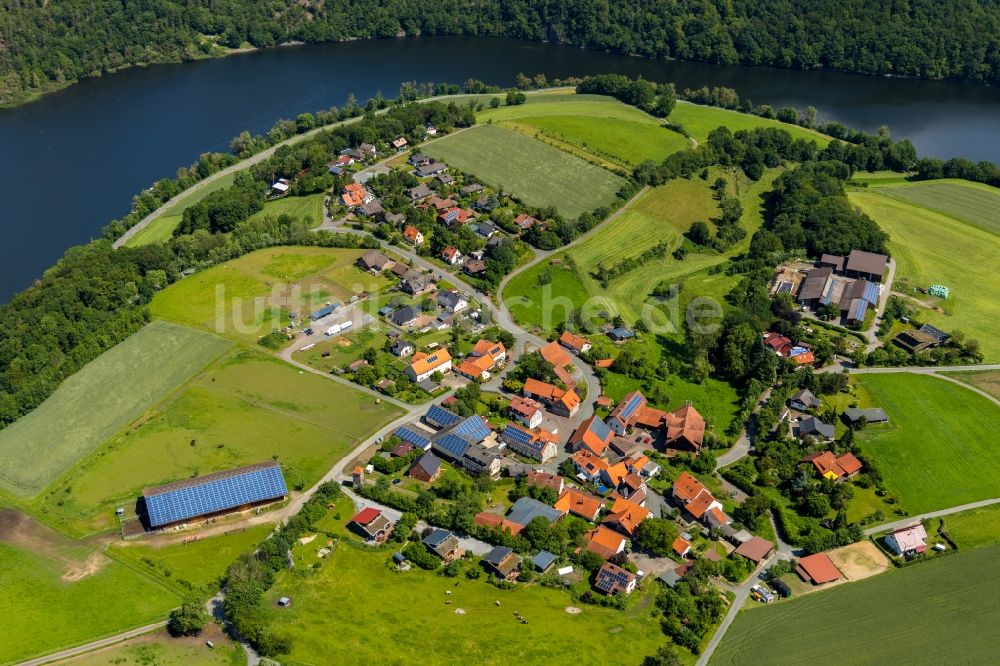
<box><xmin>5</xmin><ymin>0</ymin><xmax>1000</xmax><ymax>106</ymax></box>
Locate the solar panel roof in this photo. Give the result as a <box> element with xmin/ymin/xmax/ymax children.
<box><xmin>588</xmin><ymin>417</ymin><xmax>613</xmax><ymax>442</ymax></box>
<box><xmin>433</xmin><ymin>433</ymin><xmax>470</xmax><ymax>459</ymax></box>
<box><xmin>426</xmin><ymin>404</ymin><xmax>462</xmax><ymax>428</ymax></box>
<box><xmin>452</xmin><ymin>416</ymin><xmax>491</xmax><ymax>444</ymax></box>
<box><xmin>395</xmin><ymin>426</ymin><xmax>431</xmax><ymax>449</ymax></box>
<box><xmin>144</xmin><ymin>462</ymin><xmax>286</xmax><ymax>528</ymax></box>
<box><xmin>501</xmin><ymin>424</ymin><xmax>535</xmax><ymax>447</ymax></box>
<box><xmin>620</xmin><ymin>393</ymin><xmax>644</xmax><ymax>420</ymax></box>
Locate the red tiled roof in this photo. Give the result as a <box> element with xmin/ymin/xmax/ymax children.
<box><xmin>555</xmin><ymin>488</ymin><xmax>604</xmax><ymax>520</ymax></box>
<box><xmin>559</xmin><ymin>330</ymin><xmax>590</xmax><ymax>352</ymax></box>
<box><xmin>540</xmin><ymin>340</ymin><xmax>572</xmax><ymax>368</ymax></box>
<box><xmin>796</xmin><ymin>553</ymin><xmax>841</xmax><ymax>584</ymax></box>
<box><xmin>734</xmin><ymin>536</ymin><xmax>773</xmax><ymax>563</ymax></box>
<box><xmin>664</xmin><ymin>404</ymin><xmax>706</xmax><ymax>451</ymax></box>
<box><xmin>672</xmin><ymin>536</ymin><xmax>692</xmax><ymax>556</ymax></box>
<box><xmin>351</xmin><ymin>507</ymin><xmax>381</xmax><ymax>525</ymax></box>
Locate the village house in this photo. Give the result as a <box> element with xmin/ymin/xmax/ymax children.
<box><xmin>425</xmin><ymin>195</ymin><xmax>456</xmax><ymax>212</ymax></box>
<box><xmin>672</xmin><ymin>472</ymin><xmax>726</xmax><ymax>523</ymax></box>
<box><xmin>789</xmin><ymin>388</ymin><xmax>821</xmax><ymax>411</ymax></box>
<box><xmin>441</xmin><ymin>246</ymin><xmax>462</xmax><ymax>265</ymax></box>
<box><xmin>570</xmin><ymin>415</ymin><xmax>614</xmax><ymax>457</ymax></box>
<box><xmin>349</xmin><ymin>508</ymin><xmax>394</xmax><ymax>544</ymax></box>
<box><xmin>390</xmin><ymin>305</ymin><xmax>420</xmax><ymax>328</ymax></box>
<box><xmin>460</xmin><ymin>183</ymin><xmax>484</xmax><ymax>195</ymax></box>
<box><xmin>475</xmin><ymin>220</ymin><xmax>498</xmax><ymax>239</ymax></box>
<box><xmin>406</xmin><ymin>349</ymin><xmax>453</xmax><ymax>382</ymax></box>
<box><xmin>522</xmin><ymin>378</ymin><xmax>581</xmax><ymax>417</ymax></box>
<box><xmin>407</xmin><ymin>184</ymin><xmax>434</xmax><ymax>202</ymax></box>
<box><xmin>584</xmin><ymin>526</ymin><xmax>628</xmax><ymax>559</ymax></box>
<box><xmin>436</xmin><ymin>173</ymin><xmax>455</xmax><ymax>185</ymax></box>
<box><xmin>341</xmin><ymin>182</ymin><xmax>375</xmax><ymax>208</ymax></box>
<box><xmin>595</xmin><ymin>562</ymin><xmax>638</xmax><ymax>596</ymax></box>
<box><xmin>399</xmin><ymin>270</ymin><xmax>434</xmax><ymax>296</ymax></box>
<box><xmin>571</xmin><ymin>449</ymin><xmax>609</xmax><ymax>484</ymax></box>
<box><xmin>802</xmin><ymin>450</ymin><xmax>863</xmax><ymax>480</ymax></box>
<box><xmin>423</xmin><ymin>528</ymin><xmax>461</xmax><ymax>561</ymax></box>
<box><xmin>382</xmin><ymin>211</ymin><xmax>406</xmax><ymax>226</ymax></box>
<box><xmin>527</xmin><ymin>471</ymin><xmax>565</xmax><ymax>496</ymax></box>
<box><xmin>733</xmin><ymin>536</ymin><xmax>774</xmax><ymax>564</ymax></box>
<box><xmin>455</xmin><ymin>354</ymin><xmax>496</xmax><ymax>382</ymax></box>
<box><xmin>270</xmin><ymin>178</ymin><xmax>290</xmax><ymax>196</ymax></box>
<box><xmin>607</xmin><ymin>391</ymin><xmax>667</xmax><ymax>437</ymax></box>
<box><xmin>539</xmin><ymin>340</ymin><xmax>576</xmax><ymax>390</ymax></box>
<box><xmin>507</xmin><ymin>497</ymin><xmax>563</xmax><ymax>528</ymax></box>
<box><xmin>357</xmin><ymin>200</ymin><xmax>384</xmax><ymax>217</ymax></box>
<box><xmin>499</xmin><ymin>422</ymin><xmax>558</xmax><ymax>463</ymax></box>
<box><xmin>558</xmin><ymin>330</ymin><xmax>592</xmax><ymax>354</ymax></box>
<box><xmin>514</xmin><ymin>213</ymin><xmax>541</xmax><ymax>230</ymax></box>
<box><xmin>392</xmin><ymin>136</ymin><xmax>408</xmax><ymax>150</ymax></box>
<box><xmin>885</xmin><ymin>524</ymin><xmax>928</xmax><ymax>557</ymax></box>
<box><xmin>409</xmin><ymin>153</ymin><xmax>431</xmax><ymax>167</ymax></box>
<box><xmin>464</xmin><ymin>259</ymin><xmax>487</xmax><ymax>276</ymax></box>
<box><xmin>407</xmin><ymin>452</ymin><xmax>442</xmax><ymax>482</ymax></box>
<box><xmin>437</xmin><ymin>289</ymin><xmax>469</xmax><ymax>313</ymax></box>
<box><xmin>439</xmin><ymin>206</ymin><xmax>474</xmax><ymax>225</ymax></box>
<box><xmin>554</xmin><ymin>487</ymin><xmax>605</xmax><ymax>521</ymax></box>
<box><xmin>414</xmin><ymin>161</ymin><xmax>447</xmax><ymax>177</ymax></box>
<box><xmin>664</xmin><ymin>404</ymin><xmax>706</xmax><ymax>453</ymax></box>
<box><xmin>357</xmin><ymin>249</ymin><xmax>394</xmax><ymax>273</ymax></box>
<box><xmin>672</xmin><ymin>536</ymin><xmax>692</xmax><ymax>558</ymax></box>
<box><xmin>481</xmin><ymin>546</ymin><xmax>521</xmax><ymax>580</ymax></box>
<box><xmin>602</xmin><ymin>497</ymin><xmax>650</xmax><ymax>538</ymax></box>
<box><xmin>402</xmin><ymin>225</ymin><xmax>424</xmax><ymax>244</ymax></box>
<box><xmin>797</xmin><ymin>415</ymin><xmax>835</xmax><ymax>441</ymax></box>
<box><xmin>462</xmin><ymin>443</ymin><xmax>502</xmax><ymax>479</ymax></box>
<box><xmin>763</xmin><ymin>332</ymin><xmax>794</xmax><ymax>357</ymax></box>
<box><xmin>508</xmin><ymin>395</ymin><xmax>544</xmax><ymax>429</ymax></box>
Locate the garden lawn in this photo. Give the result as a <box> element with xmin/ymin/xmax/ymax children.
<box><xmin>151</xmin><ymin>247</ymin><xmax>393</xmax><ymax>343</ymax></box>
<box><xmin>853</xmin><ymin>373</ymin><xmax>1000</xmax><ymax>515</ymax></box>
<box><xmin>38</xmin><ymin>351</ymin><xmax>403</xmax><ymax>535</ymax></box>
<box><xmin>263</xmin><ymin>543</ymin><xmax>666</xmax><ymax>666</ymax></box>
<box><xmin>870</xmin><ymin>179</ymin><xmax>1000</xmax><ymax>236</ymax></box>
<box><xmin>110</xmin><ymin>524</ymin><xmax>273</xmax><ymax>594</ymax></box>
<box><xmin>123</xmin><ymin>171</ymin><xmax>237</xmax><ymax>248</ymax></box>
<box><xmin>247</xmin><ymin>193</ymin><xmax>325</xmax><ymax>229</ymax></box>
<box><xmin>710</xmin><ymin>544</ymin><xmax>1000</xmax><ymax>666</ymax></box>
<box><xmin>849</xmin><ymin>189</ymin><xmax>1000</xmax><ymax>361</ymax></box>
<box><xmin>0</xmin><ymin>321</ymin><xmax>231</xmax><ymax>498</ymax></box>
<box><xmin>0</xmin><ymin>543</ymin><xmax>180</xmax><ymax>665</ymax></box>
<box><xmin>938</xmin><ymin>503</ymin><xmax>1000</xmax><ymax>550</ymax></box>
<box><xmin>668</xmin><ymin>101</ymin><xmax>832</xmax><ymax>146</ymax></box>
<box><xmin>504</xmin><ymin>167</ymin><xmax>777</xmax><ymax>332</ymax></box>
<box><xmin>423</xmin><ymin>123</ymin><xmax>625</xmax><ymax>218</ymax></box>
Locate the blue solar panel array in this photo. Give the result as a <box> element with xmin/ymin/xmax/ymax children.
<box><xmin>426</xmin><ymin>405</ymin><xmax>462</xmax><ymax>429</ymax></box>
<box><xmin>395</xmin><ymin>426</ymin><xmax>431</xmax><ymax>450</ymax></box>
<box><xmin>861</xmin><ymin>281</ymin><xmax>880</xmax><ymax>305</ymax></box>
<box><xmin>848</xmin><ymin>299</ymin><xmax>868</xmax><ymax>321</ymax></box>
<box><xmin>433</xmin><ymin>433</ymin><xmax>470</xmax><ymax>460</ymax></box>
<box><xmin>145</xmin><ymin>464</ymin><xmax>287</xmax><ymax>528</ymax></box>
<box><xmin>588</xmin><ymin>416</ymin><xmax>613</xmax><ymax>442</ymax></box>
<box><xmin>501</xmin><ymin>424</ymin><xmax>535</xmax><ymax>448</ymax></box>
<box><xmin>452</xmin><ymin>416</ymin><xmax>491</xmax><ymax>444</ymax></box>
<box><xmin>619</xmin><ymin>393</ymin><xmax>644</xmax><ymax>420</ymax></box>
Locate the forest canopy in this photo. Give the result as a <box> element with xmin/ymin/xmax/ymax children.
<box><xmin>3</xmin><ymin>0</ymin><xmax>1000</xmax><ymax>105</ymax></box>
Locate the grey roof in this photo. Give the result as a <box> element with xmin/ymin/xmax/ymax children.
<box><xmin>507</xmin><ymin>497</ymin><xmax>563</xmax><ymax>527</ymax></box>
<box><xmin>390</xmin><ymin>338</ymin><xmax>414</xmax><ymax>355</ymax></box>
<box><xmin>658</xmin><ymin>569</ymin><xmax>683</xmax><ymax>588</ymax></box>
<box><xmin>532</xmin><ymin>550</ymin><xmax>557</xmax><ymax>571</ymax></box>
<box><xmin>415</xmin><ymin>162</ymin><xmax>448</xmax><ymax>177</ymax></box>
<box><xmin>819</xmin><ymin>254</ymin><xmax>845</xmax><ymax>271</ymax></box>
<box><xmin>790</xmin><ymin>388</ymin><xmax>821</xmax><ymax>409</ymax></box>
<box><xmin>407</xmin><ymin>184</ymin><xmax>434</xmax><ymax>200</ymax></box>
<box><xmin>437</xmin><ymin>290</ymin><xmax>466</xmax><ymax>309</ymax></box>
<box><xmin>846</xmin><ymin>250</ymin><xmax>888</xmax><ymax>277</ymax></box>
<box><xmin>482</xmin><ymin>545</ymin><xmax>513</xmax><ymax>566</ymax></box>
<box><xmin>412</xmin><ymin>453</ymin><xmax>441</xmax><ymax>478</ymax></box>
<box><xmin>391</xmin><ymin>306</ymin><xmax>420</xmax><ymax>326</ymax></box>
<box><xmin>359</xmin><ymin>250</ymin><xmax>392</xmax><ymax>270</ymax></box>
<box><xmin>476</xmin><ymin>221</ymin><xmax>498</xmax><ymax>237</ymax></box>
<box><xmin>461</xmin><ymin>183</ymin><xmax>484</xmax><ymax>195</ymax></box>
<box><xmin>798</xmin><ymin>267</ymin><xmax>833</xmax><ymax>301</ymax></box>
<box><xmin>919</xmin><ymin>323</ymin><xmax>949</xmax><ymax>342</ymax></box>
<box><xmin>462</xmin><ymin>443</ymin><xmax>500</xmax><ymax>468</ymax></box>
<box><xmin>799</xmin><ymin>415</ymin><xmax>835</xmax><ymax>439</ymax></box>
<box><xmin>609</xmin><ymin>327</ymin><xmax>634</xmax><ymax>340</ymax></box>
<box><xmin>843</xmin><ymin>407</ymin><xmax>889</xmax><ymax>424</ymax></box>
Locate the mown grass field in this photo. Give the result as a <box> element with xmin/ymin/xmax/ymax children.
<box><xmin>263</xmin><ymin>536</ymin><xmax>667</xmax><ymax>665</ymax></box>
<box><xmin>124</xmin><ymin>171</ymin><xmax>238</xmax><ymax>248</ymax></box>
<box><xmin>710</xmin><ymin>544</ymin><xmax>1000</xmax><ymax>666</ymax></box>
<box><xmin>151</xmin><ymin>247</ymin><xmax>394</xmax><ymax>343</ymax></box>
<box><xmin>0</xmin><ymin>321</ymin><xmax>231</xmax><ymax>498</ymax></box>
<box><xmin>943</xmin><ymin>369</ymin><xmax>1000</xmax><ymax>400</ymax></box>
<box><xmin>669</xmin><ymin>101</ymin><xmax>832</xmax><ymax>145</ymax></box>
<box><xmin>110</xmin><ymin>524</ymin><xmax>273</xmax><ymax>594</ymax></box>
<box><xmin>39</xmin><ymin>351</ymin><xmax>403</xmax><ymax>534</ymax></box>
<box><xmin>872</xmin><ymin>179</ymin><xmax>1000</xmax><ymax>236</ymax></box>
<box><xmin>63</xmin><ymin>629</ymin><xmax>242</xmax><ymax>666</ymax></box>
<box><xmin>247</xmin><ymin>193</ymin><xmax>326</xmax><ymax>229</ymax></box>
<box><xmin>849</xmin><ymin>187</ymin><xmax>1000</xmax><ymax>361</ymax></box>
<box><xmin>854</xmin><ymin>374</ymin><xmax>1000</xmax><ymax>515</ymax></box>
<box><xmin>0</xmin><ymin>543</ymin><xmax>180</xmax><ymax>664</ymax></box>
<box><xmin>938</xmin><ymin>503</ymin><xmax>1000</xmax><ymax>550</ymax></box>
<box><xmin>423</xmin><ymin>123</ymin><xmax>626</xmax><ymax>218</ymax></box>
<box><xmin>504</xmin><ymin>166</ymin><xmax>777</xmax><ymax>330</ymax></box>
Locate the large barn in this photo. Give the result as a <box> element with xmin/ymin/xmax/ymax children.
<box><xmin>143</xmin><ymin>461</ymin><xmax>288</xmax><ymax>529</ymax></box>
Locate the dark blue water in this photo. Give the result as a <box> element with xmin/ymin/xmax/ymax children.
<box><xmin>2</xmin><ymin>36</ymin><xmax>999</xmax><ymax>300</ymax></box>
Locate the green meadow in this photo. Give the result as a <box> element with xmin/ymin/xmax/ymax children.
<box><xmin>247</xmin><ymin>193</ymin><xmax>326</xmax><ymax>229</ymax></box>
<box><xmin>854</xmin><ymin>373</ymin><xmax>1000</xmax><ymax>514</ymax></box>
<box><xmin>39</xmin><ymin>351</ymin><xmax>403</xmax><ymax>534</ymax></box>
<box><xmin>711</xmin><ymin>545</ymin><xmax>1000</xmax><ymax>666</ymax></box>
<box><xmin>123</xmin><ymin>171</ymin><xmax>238</xmax><ymax>248</ymax></box>
<box><xmin>0</xmin><ymin>321</ymin><xmax>231</xmax><ymax>498</ymax></box>
<box><xmin>849</xmin><ymin>184</ymin><xmax>1000</xmax><ymax>361</ymax></box>
<box><xmin>423</xmin><ymin>123</ymin><xmax>626</xmax><ymax>218</ymax></box>
<box><xmin>872</xmin><ymin>178</ymin><xmax>1000</xmax><ymax>235</ymax></box>
<box><xmin>669</xmin><ymin>101</ymin><xmax>832</xmax><ymax>145</ymax></box>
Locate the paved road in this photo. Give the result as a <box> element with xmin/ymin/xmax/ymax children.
<box><xmin>865</xmin><ymin>258</ymin><xmax>896</xmax><ymax>353</ymax></box>
<box><xmin>17</xmin><ymin>622</ymin><xmax>168</xmax><ymax>666</ymax></box>
<box><xmin>863</xmin><ymin>497</ymin><xmax>1000</xmax><ymax>536</ymax></box>
<box><xmin>848</xmin><ymin>364</ymin><xmax>1000</xmax><ymax>374</ymax></box>
<box><xmin>715</xmin><ymin>387</ymin><xmax>772</xmax><ymax>470</ymax></box>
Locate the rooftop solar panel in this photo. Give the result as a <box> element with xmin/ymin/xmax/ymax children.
<box><xmin>433</xmin><ymin>433</ymin><xmax>470</xmax><ymax>459</ymax></box>
<box><xmin>395</xmin><ymin>426</ymin><xmax>431</xmax><ymax>450</ymax></box>
<box><xmin>452</xmin><ymin>416</ymin><xmax>491</xmax><ymax>444</ymax></box>
<box><xmin>501</xmin><ymin>424</ymin><xmax>535</xmax><ymax>447</ymax></box>
<box><xmin>620</xmin><ymin>393</ymin><xmax>644</xmax><ymax>419</ymax></box>
<box><xmin>144</xmin><ymin>462</ymin><xmax>287</xmax><ymax>528</ymax></box>
<box><xmin>589</xmin><ymin>417</ymin><xmax>612</xmax><ymax>442</ymax></box>
<box><xmin>862</xmin><ymin>281</ymin><xmax>880</xmax><ymax>305</ymax></box>
<box><xmin>426</xmin><ymin>404</ymin><xmax>462</xmax><ymax>428</ymax></box>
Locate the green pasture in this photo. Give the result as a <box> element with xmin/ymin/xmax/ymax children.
<box><xmin>263</xmin><ymin>536</ymin><xmax>668</xmax><ymax>665</ymax></box>
<box><xmin>870</xmin><ymin>178</ymin><xmax>1000</xmax><ymax>235</ymax></box>
<box><xmin>423</xmin><ymin>123</ymin><xmax>626</xmax><ymax>218</ymax></box>
<box><xmin>504</xmin><ymin>167</ymin><xmax>777</xmax><ymax>331</ymax></box>
<box><xmin>937</xmin><ymin>503</ymin><xmax>1000</xmax><ymax>550</ymax></box>
<box><xmin>0</xmin><ymin>321</ymin><xmax>231</xmax><ymax>498</ymax></box>
<box><xmin>669</xmin><ymin>102</ymin><xmax>832</xmax><ymax>145</ymax></box>
<box><xmin>292</xmin><ymin>324</ymin><xmax>391</xmax><ymax>371</ymax></box>
<box><xmin>854</xmin><ymin>373</ymin><xmax>1000</xmax><ymax>514</ymax></box>
<box><xmin>110</xmin><ymin>524</ymin><xmax>273</xmax><ymax>594</ymax></box>
<box><xmin>942</xmin><ymin>369</ymin><xmax>1000</xmax><ymax>401</ymax></box>
<box><xmin>151</xmin><ymin>247</ymin><xmax>393</xmax><ymax>343</ymax></box>
<box><xmin>711</xmin><ymin>545</ymin><xmax>1000</xmax><ymax>666</ymax></box>
<box><xmin>849</xmin><ymin>189</ymin><xmax>1000</xmax><ymax>361</ymax></box>
<box><xmin>247</xmin><ymin>193</ymin><xmax>325</xmax><ymax>229</ymax></box>
<box><xmin>63</xmin><ymin>630</ymin><xmax>242</xmax><ymax>666</ymax></box>
<box><xmin>123</xmin><ymin>171</ymin><xmax>237</xmax><ymax>248</ymax></box>
<box><xmin>0</xmin><ymin>543</ymin><xmax>180</xmax><ymax>665</ymax></box>
<box><xmin>38</xmin><ymin>351</ymin><xmax>403</xmax><ymax>534</ymax></box>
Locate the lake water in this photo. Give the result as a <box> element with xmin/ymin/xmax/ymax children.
<box><xmin>2</xmin><ymin>36</ymin><xmax>999</xmax><ymax>300</ymax></box>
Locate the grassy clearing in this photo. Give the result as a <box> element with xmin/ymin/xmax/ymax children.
<box><xmin>124</xmin><ymin>213</ymin><xmax>183</xmax><ymax>246</ymax></box>
<box><xmin>124</xmin><ymin>172</ymin><xmax>238</xmax><ymax>248</ymax></box>
<box><xmin>62</xmin><ymin>629</ymin><xmax>242</xmax><ymax>666</ymax></box>
<box><xmin>0</xmin><ymin>321</ymin><xmax>231</xmax><ymax>499</ymax></box>
<box><xmin>38</xmin><ymin>351</ymin><xmax>403</xmax><ymax>535</ymax></box>
<box><xmin>247</xmin><ymin>193</ymin><xmax>326</xmax><ymax>229</ymax></box>
<box><xmin>504</xmin><ymin>167</ymin><xmax>777</xmax><ymax>331</ymax></box>
<box><xmin>849</xmin><ymin>189</ymin><xmax>1000</xmax><ymax>361</ymax></box>
<box><xmin>937</xmin><ymin>504</ymin><xmax>1000</xmax><ymax>550</ymax></box>
<box><xmin>0</xmin><ymin>543</ymin><xmax>180</xmax><ymax>665</ymax></box>
<box><xmin>423</xmin><ymin>124</ymin><xmax>626</xmax><ymax>218</ymax></box>
<box><xmin>151</xmin><ymin>247</ymin><xmax>393</xmax><ymax>343</ymax></box>
<box><xmin>870</xmin><ymin>179</ymin><xmax>1000</xmax><ymax>236</ymax></box>
<box><xmin>710</xmin><ymin>544</ymin><xmax>1000</xmax><ymax>666</ymax></box>
<box><xmin>478</xmin><ymin>95</ymin><xmax>665</xmax><ymax>125</ymax></box>
<box><xmin>669</xmin><ymin>102</ymin><xmax>832</xmax><ymax>146</ymax></box>
<box><xmin>854</xmin><ymin>373</ymin><xmax>1000</xmax><ymax>515</ymax></box>
<box><xmin>110</xmin><ymin>525</ymin><xmax>273</xmax><ymax>594</ymax></box>
<box><xmin>263</xmin><ymin>536</ymin><xmax>667</xmax><ymax>665</ymax></box>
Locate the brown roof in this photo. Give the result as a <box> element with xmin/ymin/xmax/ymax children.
<box><xmin>664</xmin><ymin>404</ymin><xmax>706</xmax><ymax>450</ymax></box>
<box><xmin>509</xmin><ymin>395</ymin><xmax>543</xmax><ymax>418</ymax></box>
<box><xmin>734</xmin><ymin>536</ymin><xmax>774</xmax><ymax>563</ymax></box>
<box><xmin>819</xmin><ymin>254</ymin><xmax>845</xmax><ymax>271</ymax></box>
<box><xmin>846</xmin><ymin>249</ymin><xmax>888</xmax><ymax>277</ymax></box>
<box><xmin>527</xmin><ymin>471</ymin><xmax>564</xmax><ymax>493</ymax></box>
<box><xmin>540</xmin><ymin>340</ymin><xmax>572</xmax><ymax>368</ymax></box>
<box><xmin>796</xmin><ymin>553</ymin><xmax>841</xmax><ymax>584</ymax></box>
<box><xmin>798</xmin><ymin>267</ymin><xmax>833</xmax><ymax>301</ymax></box>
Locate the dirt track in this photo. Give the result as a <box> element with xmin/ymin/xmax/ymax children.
<box><xmin>0</xmin><ymin>508</ymin><xmax>110</xmax><ymax>581</ymax></box>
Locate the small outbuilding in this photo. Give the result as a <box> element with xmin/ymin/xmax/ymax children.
<box><xmin>795</xmin><ymin>553</ymin><xmax>842</xmax><ymax>584</ymax></box>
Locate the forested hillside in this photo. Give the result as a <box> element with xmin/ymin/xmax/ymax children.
<box><xmin>2</xmin><ymin>0</ymin><xmax>1000</xmax><ymax>106</ymax></box>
